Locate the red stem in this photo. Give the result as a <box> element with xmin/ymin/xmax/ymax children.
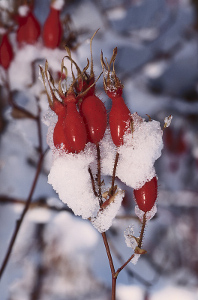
<box><xmin>102</xmin><ymin>232</ymin><xmax>116</xmax><ymax>300</ymax></box>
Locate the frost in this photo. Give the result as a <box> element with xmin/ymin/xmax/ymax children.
<box><xmin>48</xmin><ymin>151</ymin><xmax>99</xmax><ymax>219</ymax></box>
<box><xmin>131</xmin><ymin>254</ymin><xmax>140</xmax><ymax>265</ymax></box>
<box><xmin>100</xmin><ymin>127</ymin><xmax>117</xmax><ymax>176</ymax></box>
<box><xmin>116</xmin><ymin>116</ymin><xmax>163</xmax><ymax>189</ymax></box>
<box><xmin>124</xmin><ymin>225</ymin><xmax>137</xmax><ymax>250</ymax></box>
<box><xmin>124</xmin><ymin>226</ymin><xmax>141</xmax><ymax>265</ymax></box>
<box><xmin>135</xmin><ymin>204</ymin><xmax>157</xmax><ymax>222</ymax></box>
<box><xmin>164</xmin><ymin>115</ymin><xmax>173</xmax><ymax>128</ymax></box>
<box><xmin>91</xmin><ymin>189</ymin><xmax>125</xmax><ymax>233</ymax></box>
<box><xmin>51</xmin><ymin>0</ymin><xmax>65</xmax><ymax>10</ymax></box>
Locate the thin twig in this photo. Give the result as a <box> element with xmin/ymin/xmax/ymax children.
<box><xmin>0</xmin><ymin>196</ymin><xmax>72</xmax><ymax>213</ymax></box>
<box><xmin>0</xmin><ymin>149</ymin><xmax>47</xmax><ymax>279</ymax></box>
<box><xmin>110</xmin><ymin>152</ymin><xmax>119</xmax><ymax>196</ymax></box>
<box><xmin>114</xmin><ymin>253</ymin><xmax>135</xmax><ymax>279</ymax></box>
<box><xmin>138</xmin><ymin>213</ymin><xmax>147</xmax><ymax>249</ymax></box>
<box><xmin>108</xmin><ymin>237</ymin><xmax>152</xmax><ymax>286</ymax></box>
<box><xmin>88</xmin><ymin>167</ymin><xmax>98</xmax><ymax>197</ymax></box>
<box><xmin>0</xmin><ymin>82</ymin><xmax>47</xmax><ymax>279</ymax></box>
<box><xmin>96</xmin><ymin>143</ymin><xmax>102</xmax><ymax>201</ymax></box>
<box><xmin>101</xmin><ymin>232</ymin><xmax>116</xmax><ymax>300</ymax></box>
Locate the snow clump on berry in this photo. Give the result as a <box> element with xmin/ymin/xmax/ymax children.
<box><xmin>116</xmin><ymin>114</ymin><xmax>163</xmax><ymax>190</ymax></box>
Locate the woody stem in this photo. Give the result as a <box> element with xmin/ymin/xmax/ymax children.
<box><xmin>138</xmin><ymin>213</ymin><xmax>147</xmax><ymax>248</ymax></box>
<box><xmin>110</xmin><ymin>152</ymin><xmax>119</xmax><ymax>195</ymax></box>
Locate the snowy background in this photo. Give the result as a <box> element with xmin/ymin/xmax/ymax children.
<box><xmin>0</xmin><ymin>0</ymin><xmax>198</xmax><ymax>299</ymax></box>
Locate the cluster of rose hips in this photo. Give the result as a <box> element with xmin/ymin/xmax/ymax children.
<box><xmin>40</xmin><ymin>35</ymin><xmax>158</xmax><ymax>216</ymax></box>
<box><xmin>0</xmin><ymin>0</ymin><xmax>63</xmax><ymax>70</ymax></box>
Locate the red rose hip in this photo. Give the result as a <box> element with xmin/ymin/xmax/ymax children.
<box><xmin>134</xmin><ymin>176</ymin><xmax>158</xmax><ymax>212</ymax></box>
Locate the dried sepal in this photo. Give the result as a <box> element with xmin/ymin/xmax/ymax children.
<box><xmin>89</xmin><ymin>28</ymin><xmax>100</xmax><ymax>77</ymax></box>
<box><xmin>134</xmin><ymin>246</ymin><xmax>147</xmax><ymax>255</ymax></box>
<box><xmin>101</xmin><ymin>48</ymin><xmax>123</xmax><ymax>96</ymax></box>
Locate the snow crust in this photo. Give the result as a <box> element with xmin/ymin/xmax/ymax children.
<box><xmin>91</xmin><ymin>189</ymin><xmax>125</xmax><ymax>233</ymax></box>
<box><xmin>101</xmin><ymin>113</ymin><xmax>163</xmax><ymax>190</ymax></box>
<box><xmin>48</xmin><ymin>151</ymin><xmax>99</xmax><ymax>219</ymax></box>
<box><xmin>117</xmin><ymin>116</ymin><xmax>163</xmax><ymax>189</ymax></box>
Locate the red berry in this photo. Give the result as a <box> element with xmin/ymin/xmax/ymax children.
<box><xmin>25</xmin><ymin>11</ymin><xmax>41</xmax><ymax>44</ymax></box>
<box><xmin>0</xmin><ymin>33</ymin><xmax>14</xmax><ymax>70</ymax></box>
<box><xmin>50</xmin><ymin>99</ymin><xmax>71</xmax><ymax>151</ymax></box>
<box><xmin>63</xmin><ymin>94</ymin><xmax>87</xmax><ymax>153</ymax></box>
<box><xmin>109</xmin><ymin>96</ymin><xmax>131</xmax><ymax>147</ymax></box>
<box><xmin>80</xmin><ymin>95</ymin><xmax>107</xmax><ymax>144</ymax></box>
<box><xmin>43</xmin><ymin>6</ymin><xmax>62</xmax><ymax>49</ymax></box>
<box><xmin>16</xmin><ymin>8</ymin><xmax>40</xmax><ymax>45</ymax></box>
<box><xmin>101</xmin><ymin>48</ymin><xmax>131</xmax><ymax>146</ymax></box>
<box><xmin>53</xmin><ymin>116</ymin><xmax>72</xmax><ymax>152</ymax></box>
<box><xmin>134</xmin><ymin>176</ymin><xmax>158</xmax><ymax>212</ymax></box>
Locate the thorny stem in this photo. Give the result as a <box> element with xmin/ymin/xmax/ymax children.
<box><xmin>110</xmin><ymin>152</ymin><xmax>119</xmax><ymax>195</ymax></box>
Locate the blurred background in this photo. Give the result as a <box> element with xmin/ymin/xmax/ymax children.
<box><xmin>0</xmin><ymin>0</ymin><xmax>198</xmax><ymax>299</ymax></box>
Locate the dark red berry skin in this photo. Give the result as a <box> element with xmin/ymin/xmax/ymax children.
<box><xmin>25</xmin><ymin>11</ymin><xmax>41</xmax><ymax>44</ymax></box>
<box><xmin>134</xmin><ymin>176</ymin><xmax>158</xmax><ymax>212</ymax></box>
<box><xmin>80</xmin><ymin>95</ymin><xmax>107</xmax><ymax>144</ymax></box>
<box><xmin>17</xmin><ymin>11</ymin><xmax>40</xmax><ymax>45</ymax></box>
<box><xmin>53</xmin><ymin>109</ymin><xmax>72</xmax><ymax>152</ymax></box>
<box><xmin>50</xmin><ymin>100</ymin><xmax>72</xmax><ymax>152</ymax></box>
<box><xmin>43</xmin><ymin>7</ymin><xmax>62</xmax><ymax>49</ymax></box>
<box><xmin>109</xmin><ymin>96</ymin><xmax>131</xmax><ymax>147</ymax></box>
<box><xmin>63</xmin><ymin>95</ymin><xmax>87</xmax><ymax>153</ymax></box>
<box><xmin>0</xmin><ymin>33</ymin><xmax>14</xmax><ymax>69</ymax></box>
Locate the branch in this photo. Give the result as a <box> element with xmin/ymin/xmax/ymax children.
<box><xmin>0</xmin><ymin>149</ymin><xmax>47</xmax><ymax>280</ymax></box>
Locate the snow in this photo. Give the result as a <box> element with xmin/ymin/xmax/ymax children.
<box><xmin>117</xmin><ymin>284</ymin><xmax>144</xmax><ymax>300</ymax></box>
<box><xmin>18</xmin><ymin>5</ymin><xmax>29</xmax><ymax>17</ymax></box>
<box><xmin>124</xmin><ymin>225</ymin><xmax>137</xmax><ymax>249</ymax></box>
<box><xmin>135</xmin><ymin>204</ymin><xmax>157</xmax><ymax>222</ymax></box>
<box><xmin>116</xmin><ymin>116</ymin><xmax>163</xmax><ymax>190</ymax></box>
<box><xmin>44</xmin><ymin>212</ymin><xmax>98</xmax><ymax>254</ymax></box>
<box><xmin>100</xmin><ymin>127</ymin><xmax>117</xmax><ymax>175</ymax></box>
<box><xmin>48</xmin><ymin>150</ymin><xmax>100</xmax><ymax>219</ymax></box>
<box><xmin>51</xmin><ymin>0</ymin><xmax>64</xmax><ymax>11</ymax></box>
<box><xmin>91</xmin><ymin>188</ymin><xmax>125</xmax><ymax>232</ymax></box>
<box><xmin>150</xmin><ymin>285</ymin><xmax>198</xmax><ymax>300</ymax></box>
<box><xmin>0</xmin><ymin>0</ymin><xmax>198</xmax><ymax>299</ymax></box>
